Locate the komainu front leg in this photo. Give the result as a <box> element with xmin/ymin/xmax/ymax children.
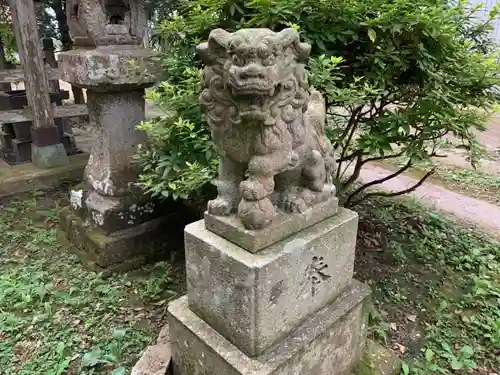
<box><xmin>208</xmin><ymin>157</ymin><xmax>245</xmax><ymax>216</ymax></box>
<box><xmin>238</xmin><ymin>152</ymin><xmax>291</xmax><ymax>230</ymax></box>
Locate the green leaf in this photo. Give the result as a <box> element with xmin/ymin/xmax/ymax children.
<box><xmin>82</xmin><ymin>349</ymin><xmax>111</xmax><ymax>367</ymax></box>
<box><xmin>425</xmin><ymin>348</ymin><xmax>434</xmax><ymax>362</ymax></box>
<box><xmin>368</xmin><ymin>28</ymin><xmax>376</xmax><ymax>43</ymax></box>
<box><xmin>112</xmin><ymin>328</ymin><xmax>127</xmax><ymax>340</ymax></box>
<box><xmin>450</xmin><ymin>357</ymin><xmax>463</xmax><ymax>370</ymax></box>
<box><xmin>459</xmin><ymin>345</ymin><xmax>474</xmax><ymax>358</ymax></box>
<box><xmin>401</xmin><ymin>361</ymin><xmax>410</xmax><ymax>375</ymax></box>
<box><xmin>111</xmin><ymin>368</ymin><xmax>126</xmax><ymax>375</ymax></box>
<box><xmin>55</xmin><ymin>342</ymin><xmax>65</xmax><ymax>356</ymax></box>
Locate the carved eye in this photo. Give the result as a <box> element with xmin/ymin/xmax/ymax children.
<box><xmin>232</xmin><ymin>54</ymin><xmax>245</xmax><ymax>66</ymax></box>
<box><xmin>257</xmin><ymin>44</ymin><xmax>270</xmax><ymax>59</ymax></box>
<box><xmin>229</xmin><ymin>37</ymin><xmax>243</xmax><ymax>52</ymax></box>
<box><xmin>263</xmin><ymin>55</ymin><xmax>276</xmax><ymax>66</ymax></box>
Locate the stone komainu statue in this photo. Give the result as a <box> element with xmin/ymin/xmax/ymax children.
<box><xmin>198</xmin><ymin>28</ymin><xmax>337</xmax><ymax>230</ymax></box>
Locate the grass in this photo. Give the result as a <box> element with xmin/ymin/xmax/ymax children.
<box><xmin>0</xmin><ymin>189</ymin><xmax>498</xmax><ymax>374</ymax></box>
<box><xmin>355</xmin><ymin>197</ymin><xmax>500</xmax><ymax>374</ymax></box>
<box><xmin>375</xmin><ymin>158</ymin><xmax>500</xmax><ymax>205</ymax></box>
<box><xmin>0</xmin><ymin>190</ymin><xmax>182</xmax><ymax>374</ymax></box>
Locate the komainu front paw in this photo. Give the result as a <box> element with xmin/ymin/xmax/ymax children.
<box><xmin>238</xmin><ymin>198</ymin><xmax>275</xmax><ymax>230</ymax></box>
<box><xmin>283</xmin><ymin>196</ymin><xmax>309</xmax><ymax>213</ymax></box>
<box><xmin>208</xmin><ymin>197</ymin><xmax>233</xmax><ymax>216</ymax></box>
<box><xmin>240</xmin><ymin>178</ymin><xmax>274</xmax><ymax>201</ymax></box>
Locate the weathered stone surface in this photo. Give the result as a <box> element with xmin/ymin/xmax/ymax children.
<box><xmin>352</xmin><ymin>340</ymin><xmax>401</xmax><ymax>375</ymax></box>
<box><xmin>69</xmin><ymin>187</ymin><xmax>166</xmax><ymax>234</ymax></box>
<box><xmin>157</xmin><ymin>324</ymin><xmax>170</xmax><ymax>345</ymax></box>
<box><xmin>66</xmin><ymin>0</ymin><xmax>148</xmax><ymax>47</ymax></box>
<box><xmin>84</xmin><ymin>89</ymin><xmax>146</xmax><ymax>197</ymax></box>
<box><xmin>198</xmin><ymin>28</ymin><xmax>336</xmax><ymax>230</ymax></box>
<box><xmin>56</xmin><ymin>0</ymin><xmax>173</xmax><ymax>271</ymax></box>
<box><xmin>0</xmin><ymin>154</ymin><xmax>88</xmax><ymax>199</ymax></box>
<box><xmin>12</xmin><ymin>139</ymin><xmax>31</xmax><ymax>162</ymax></box>
<box><xmin>58</xmin><ymin>47</ymin><xmax>159</xmax><ymax>91</ymax></box>
<box><xmin>204</xmin><ymin>196</ymin><xmax>338</xmax><ymax>252</ymax></box>
<box><xmin>131</xmin><ymin>324</ymin><xmax>172</xmax><ymax>375</ymax></box>
<box><xmin>131</xmin><ymin>344</ymin><xmax>171</xmax><ymax>375</ymax></box>
<box><xmin>168</xmin><ymin>281</ymin><xmax>370</xmax><ymax>375</ymax></box>
<box><xmin>186</xmin><ymin>208</ymin><xmax>358</xmax><ymax>357</ymax></box>
<box><xmin>58</xmin><ymin>206</ymin><xmax>184</xmax><ymax>268</ymax></box>
<box><xmin>31</xmin><ymin>143</ymin><xmax>69</xmax><ymax>169</ymax></box>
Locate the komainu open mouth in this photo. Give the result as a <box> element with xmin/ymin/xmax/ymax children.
<box><xmin>229</xmin><ymin>78</ymin><xmax>276</xmax><ymax>97</ymax></box>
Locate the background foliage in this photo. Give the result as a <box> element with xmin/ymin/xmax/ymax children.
<box><xmin>137</xmin><ymin>0</ymin><xmax>500</xmax><ymax>206</ymax></box>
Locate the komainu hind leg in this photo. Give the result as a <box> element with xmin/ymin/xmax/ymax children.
<box><xmin>278</xmin><ymin>150</ymin><xmax>336</xmax><ymax>213</ymax></box>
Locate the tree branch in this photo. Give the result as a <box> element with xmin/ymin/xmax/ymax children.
<box><xmin>344</xmin><ymin>158</ymin><xmax>415</xmax><ymax>206</ymax></box>
<box><xmin>339</xmin><ymin>151</ymin><xmax>364</xmax><ymax>194</ymax></box>
<box><xmin>359</xmin><ymin>151</ymin><xmax>405</xmax><ymax>166</ymax></box>
<box><xmin>335</xmin><ymin>108</ymin><xmax>362</xmax><ymax>180</ymax></box>
<box><xmin>347</xmin><ymin>169</ymin><xmax>435</xmax><ymax>207</ymax></box>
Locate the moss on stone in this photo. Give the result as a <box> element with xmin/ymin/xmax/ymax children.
<box><xmin>352</xmin><ymin>340</ymin><xmax>401</xmax><ymax>375</ymax></box>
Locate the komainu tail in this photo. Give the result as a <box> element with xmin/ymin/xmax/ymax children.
<box><xmin>305</xmin><ymin>89</ymin><xmax>326</xmax><ymax>138</ymax></box>
<box><xmin>305</xmin><ymin>89</ymin><xmax>337</xmax><ymax>177</ymax></box>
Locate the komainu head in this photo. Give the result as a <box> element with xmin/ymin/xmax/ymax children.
<box><xmin>197</xmin><ymin>28</ymin><xmax>311</xmax><ymax>97</ymax></box>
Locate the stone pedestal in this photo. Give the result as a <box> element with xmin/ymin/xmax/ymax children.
<box><xmin>56</xmin><ymin>43</ymin><xmax>173</xmax><ymax>270</ymax></box>
<box><xmin>168</xmin><ymin>200</ymin><xmax>371</xmax><ymax>375</ymax></box>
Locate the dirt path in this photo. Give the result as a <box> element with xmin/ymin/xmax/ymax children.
<box><xmin>359</xmin><ymin>165</ymin><xmax>500</xmax><ymax>239</ymax></box>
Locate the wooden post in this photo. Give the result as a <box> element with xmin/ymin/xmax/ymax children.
<box><xmin>42</xmin><ymin>37</ymin><xmax>61</xmax><ymax>94</ymax></box>
<box><xmin>8</xmin><ymin>0</ymin><xmax>69</xmax><ymax>167</ymax></box>
<box><xmin>9</xmin><ymin>0</ymin><xmax>55</xmax><ymax>130</ymax></box>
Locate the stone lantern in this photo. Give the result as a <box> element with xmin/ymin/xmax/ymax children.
<box><xmin>57</xmin><ymin>0</ymin><xmax>180</xmax><ymax>270</ymax></box>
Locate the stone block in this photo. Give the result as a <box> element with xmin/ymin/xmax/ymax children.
<box><xmin>168</xmin><ymin>281</ymin><xmax>371</xmax><ymax>375</ymax></box>
<box><xmin>204</xmin><ymin>197</ymin><xmax>338</xmax><ymax>253</ymax></box>
<box><xmin>132</xmin><ymin>324</ymin><xmax>172</xmax><ymax>375</ymax></box>
<box><xmin>62</xmin><ymin>133</ymin><xmax>77</xmax><ymax>154</ymax></box>
<box><xmin>12</xmin><ymin>121</ymin><xmax>32</xmax><ymax>141</ymax></box>
<box><xmin>0</xmin><ymin>130</ymin><xmax>13</xmax><ymax>152</ymax></box>
<box><xmin>185</xmin><ymin>208</ymin><xmax>359</xmax><ymax>357</ymax></box>
<box><xmin>68</xmin><ymin>188</ymin><xmax>175</xmax><ymax>235</ymax></box>
<box><xmin>12</xmin><ymin>139</ymin><xmax>32</xmax><ymax>163</ymax></box>
<box><xmin>31</xmin><ymin>143</ymin><xmax>69</xmax><ymax>168</ymax></box>
<box><xmin>58</xmin><ymin>206</ymin><xmax>184</xmax><ymax>268</ymax></box>
<box><xmin>58</xmin><ymin>46</ymin><xmax>161</xmax><ymax>91</ymax></box>
<box><xmin>131</xmin><ymin>344</ymin><xmax>171</xmax><ymax>375</ymax></box>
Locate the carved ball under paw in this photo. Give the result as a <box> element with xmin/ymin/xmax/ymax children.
<box><xmin>322</xmin><ymin>183</ymin><xmax>336</xmax><ymax>197</ymax></box>
<box><xmin>207</xmin><ymin>197</ymin><xmax>233</xmax><ymax>216</ymax></box>
<box><xmin>238</xmin><ymin>198</ymin><xmax>275</xmax><ymax>230</ymax></box>
<box><xmin>281</xmin><ymin>192</ymin><xmax>310</xmax><ymax>214</ymax></box>
<box><xmin>240</xmin><ymin>178</ymin><xmax>274</xmax><ymax>201</ymax></box>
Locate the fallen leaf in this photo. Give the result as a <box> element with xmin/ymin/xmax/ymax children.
<box><xmin>393</xmin><ymin>343</ymin><xmax>406</xmax><ymax>354</ymax></box>
<box><xmin>389</xmin><ymin>322</ymin><xmax>398</xmax><ymax>331</ymax></box>
<box><xmin>407</xmin><ymin>315</ymin><xmax>417</xmax><ymax>322</ymax></box>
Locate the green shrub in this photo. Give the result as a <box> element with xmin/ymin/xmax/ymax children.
<box><xmin>136</xmin><ymin>0</ymin><xmax>500</xmax><ymax>206</ymax></box>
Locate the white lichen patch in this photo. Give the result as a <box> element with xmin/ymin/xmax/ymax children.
<box><xmin>91</xmin><ymin>211</ymin><xmax>105</xmax><ymax>226</ymax></box>
<box><xmin>70</xmin><ymin>189</ymin><xmax>84</xmax><ymax>210</ymax></box>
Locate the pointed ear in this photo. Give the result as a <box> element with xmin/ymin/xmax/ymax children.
<box><xmin>196</xmin><ymin>42</ymin><xmax>210</xmax><ymax>64</ymax></box>
<box><xmin>276</xmin><ymin>28</ymin><xmax>310</xmax><ymax>62</ymax></box>
<box><xmin>198</xmin><ymin>29</ymin><xmax>231</xmax><ymax>65</ymax></box>
<box><xmin>208</xmin><ymin>28</ymin><xmax>231</xmax><ymax>56</ymax></box>
<box><xmin>276</xmin><ymin>28</ymin><xmax>300</xmax><ymax>46</ymax></box>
